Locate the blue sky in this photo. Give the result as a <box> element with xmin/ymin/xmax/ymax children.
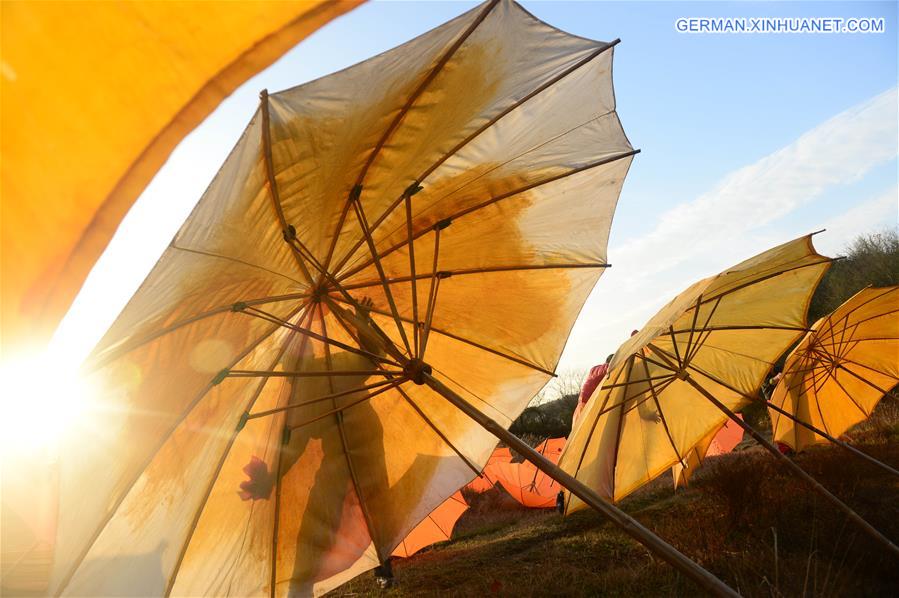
<box><xmin>55</xmin><ymin>0</ymin><xmax>898</xmax><ymax>392</ymax></box>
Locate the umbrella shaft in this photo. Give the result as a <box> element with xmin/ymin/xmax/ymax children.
<box><xmin>683</xmin><ymin>375</ymin><xmax>899</xmax><ymax>559</ymax></box>
<box><xmin>422</xmin><ymin>372</ymin><xmax>738</xmax><ymax>597</ymax></box>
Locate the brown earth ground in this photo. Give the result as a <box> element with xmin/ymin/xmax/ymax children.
<box><xmin>333</xmin><ymin>399</ymin><xmax>899</xmax><ymax>597</ymax></box>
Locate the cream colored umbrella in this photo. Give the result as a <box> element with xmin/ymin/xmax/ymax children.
<box><xmin>770</xmin><ymin>286</ymin><xmax>899</xmax><ymax>455</ymax></box>
<box><xmin>559</xmin><ymin>234</ymin><xmax>898</xmax><ymax>556</ymax></box>
<box><xmin>47</xmin><ymin>1</ymin><xmax>735</xmax><ymax>595</ymax></box>
<box><xmin>1</xmin><ymin>0</ymin><xmax>361</xmax><ymax>358</ymax></box>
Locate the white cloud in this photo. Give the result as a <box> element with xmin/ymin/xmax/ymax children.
<box><xmin>815</xmin><ymin>186</ymin><xmax>898</xmax><ymax>256</ymax></box>
<box><xmin>559</xmin><ymin>87</ymin><xmax>899</xmax><ymax>372</ymax></box>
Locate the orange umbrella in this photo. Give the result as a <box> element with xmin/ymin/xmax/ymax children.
<box><xmin>492</xmin><ymin>438</ymin><xmax>565</xmax><ymax>508</ymax></box>
<box><xmin>466</xmin><ymin>446</ymin><xmax>513</xmax><ymax>492</ymax></box>
<box><xmin>391</xmin><ymin>492</ymin><xmax>468</xmax><ymax>558</ymax></box>
<box><xmin>672</xmin><ymin>415</ymin><xmax>744</xmax><ymax>488</ymax></box>
<box><xmin>1</xmin><ymin>0</ymin><xmax>361</xmax><ymax>358</ymax></box>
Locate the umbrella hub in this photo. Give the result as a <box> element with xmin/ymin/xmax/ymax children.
<box><xmin>403</xmin><ymin>358</ymin><xmax>432</xmax><ymax>385</ymax></box>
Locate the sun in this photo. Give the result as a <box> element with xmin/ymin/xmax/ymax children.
<box><xmin>0</xmin><ymin>351</ymin><xmax>97</xmax><ymax>457</ymax></box>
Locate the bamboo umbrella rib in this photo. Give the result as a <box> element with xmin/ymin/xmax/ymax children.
<box><xmin>350</xmin><ymin>193</ymin><xmax>413</xmax><ymax>355</ymax></box>
<box><xmin>393</xmin><ymin>384</ymin><xmax>483</xmax><ymax>478</ymax></box>
<box><xmin>340</xmin><ymin>262</ymin><xmax>610</xmax><ymax>291</ymax></box>
<box><xmin>330</xmin><ymin>295</ymin><xmax>556</xmax><ymax>377</ymax></box>
<box><xmin>819</xmin><ymin>365</ymin><xmax>871</xmax><ymax>419</ymax></box>
<box><xmin>260</xmin><ymin>90</ymin><xmax>315</xmax><ymax>285</ymax></box>
<box><xmin>667</xmin><ymin>326</ymin><xmax>684</xmax><ymax>368</ymax></box>
<box><xmin>807</xmin><ymin>366</ymin><xmax>833</xmax><ymax>436</ymax></box>
<box><xmin>685</xmin><ymin>296</ymin><xmax>722</xmax><ymax>366</ymax></box>
<box><xmin>609</xmin><ymin>356</ymin><xmax>636</xmax><ymax>499</ymax></box>
<box><xmin>267</xmin><ymin>304</ymin><xmax>320</xmax><ymax>598</ymax></box>
<box><xmin>321</xmin><ymin>0</ymin><xmax>500</xmax><ymax>272</ymax></box>
<box><xmin>246</xmin><ymin>378</ymin><xmax>400</xmax><ymax>420</ymax></box>
<box><xmin>681</xmin><ymin>296</ymin><xmax>703</xmax><ymax>366</ymax></box>
<box><xmin>164</xmin><ymin>312</ymin><xmax>308</xmax><ymax>596</ymax></box>
<box><xmin>601</xmin><ymin>373</ymin><xmax>677</xmax><ymax>390</ymax></box>
<box><xmin>336</xmin><ymin>149</ymin><xmax>638</xmax><ymax>283</ymax></box>
<box><xmin>87</xmin><ymin>292</ymin><xmax>311</xmax><ymax>372</ymax></box>
<box><xmin>669</xmin><ymin>324</ymin><xmax>812</xmax><ymax>335</ymax></box>
<box><xmin>318</xmin><ymin>304</ymin><xmax>385</xmax><ymax>561</ymax></box>
<box><xmin>329</xmin><ymin>39</ymin><xmax>620</xmax><ymax>279</ymax></box>
<box><xmin>429</xmin><ymin>364</ymin><xmax>519</xmax><ymax>424</ymax></box>
<box><xmin>420</xmin><ymin>272</ymin><xmax>441</xmax><ymax>358</ymax></box>
<box><xmin>228</xmin><ymin>370</ymin><xmax>403</xmax><ymax>378</ymax></box>
<box><xmin>655</xmin><ymin>344</ymin><xmax>899</xmax><ymax>476</ymax></box>
<box><xmin>564</xmin><ymin>357</ymin><xmax>629</xmax><ymax>511</ymax></box>
<box><xmin>54</xmin><ymin>300</ymin><xmax>308</xmax><ymax>596</ymax></box>
<box><xmin>686</xmin><ymin>341</ymin><xmax>785</xmax><ymax>368</ymax></box>
<box><xmin>836</xmin><ymin>361</ymin><xmax>897</xmax><ymax>397</ymax></box>
<box><xmin>341</xmin><ymin>109</ymin><xmax>620</xmax><ymax>276</ymax></box>
<box><xmin>620</xmin><ymin>377</ymin><xmax>679</xmax><ymax>418</ymax></box>
<box><xmin>405</xmin><ymin>195</ymin><xmax>420</xmax><ymax>356</ymax></box>
<box><xmin>285</xmin><ymin>382</ymin><xmax>404</xmax><ymax>433</ymax></box>
<box><xmin>813</xmin><ymin>287</ymin><xmax>896</xmax><ymax>348</ymax></box>
<box><xmin>638</xmin><ymin>352</ymin><xmax>687</xmax><ymax>467</ymax></box>
<box><xmin>170</xmin><ymin>243</ymin><xmax>309</xmax><ymax>287</ymax></box>
<box><xmin>687</xmin><ymin>259</ymin><xmax>834</xmax><ymax>319</ymax></box>
<box><xmin>239</xmin><ymin>305</ymin><xmax>398</xmax><ymax>366</ymax></box>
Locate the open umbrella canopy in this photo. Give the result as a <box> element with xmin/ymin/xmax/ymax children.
<box><xmin>465</xmin><ymin>446</ymin><xmax>514</xmax><ymax>493</ymax></box>
<box><xmin>391</xmin><ymin>491</ymin><xmax>468</xmax><ymax>559</ymax></box>
<box><xmin>492</xmin><ymin>438</ymin><xmax>566</xmax><ymax>508</ymax></box>
<box><xmin>770</xmin><ymin>286</ymin><xmax>899</xmax><ymax>451</ymax></box>
<box><xmin>1</xmin><ymin>0</ymin><xmax>360</xmax><ymax>357</ymax></box>
<box><xmin>671</xmin><ymin>414</ymin><xmax>743</xmax><ymax>489</ymax></box>
<box><xmin>559</xmin><ymin>235</ymin><xmax>831</xmax><ymax>507</ymax></box>
<box><xmin>49</xmin><ymin>1</ymin><xmax>635</xmax><ymax>595</ymax></box>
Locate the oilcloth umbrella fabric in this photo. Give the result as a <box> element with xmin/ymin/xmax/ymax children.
<box><xmin>492</xmin><ymin>438</ymin><xmax>566</xmax><ymax>508</ymax></box>
<box><xmin>466</xmin><ymin>446</ymin><xmax>513</xmax><ymax>493</ymax></box>
<box><xmin>671</xmin><ymin>415</ymin><xmax>743</xmax><ymax>488</ymax></box>
<box><xmin>560</xmin><ymin>235</ymin><xmax>831</xmax><ymax>505</ymax></box>
<box><xmin>559</xmin><ymin>234</ymin><xmax>898</xmax><ymax>556</ymax></box>
<box><xmin>391</xmin><ymin>491</ymin><xmax>468</xmax><ymax>558</ymax></box>
<box><xmin>1</xmin><ymin>0</ymin><xmax>360</xmax><ymax>357</ymax></box>
<box><xmin>49</xmin><ymin>1</ymin><xmax>723</xmax><ymax>596</ymax></box>
<box><xmin>770</xmin><ymin>286</ymin><xmax>899</xmax><ymax>451</ymax></box>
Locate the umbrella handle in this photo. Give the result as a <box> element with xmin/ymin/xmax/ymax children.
<box><xmin>422</xmin><ymin>372</ymin><xmax>739</xmax><ymax>598</ymax></box>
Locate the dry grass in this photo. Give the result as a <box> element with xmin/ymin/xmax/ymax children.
<box><xmin>332</xmin><ymin>399</ymin><xmax>899</xmax><ymax>597</ymax></box>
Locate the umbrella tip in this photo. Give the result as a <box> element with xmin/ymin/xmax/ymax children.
<box><xmin>259</xmin><ymin>89</ymin><xmax>269</xmax><ymax>100</ymax></box>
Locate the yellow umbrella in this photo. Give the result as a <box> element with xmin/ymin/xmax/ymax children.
<box><xmin>1</xmin><ymin>0</ymin><xmax>361</xmax><ymax>357</ymax></box>
<box><xmin>559</xmin><ymin>235</ymin><xmax>898</xmax><ymax>556</ymax></box>
<box><xmin>46</xmin><ymin>2</ymin><xmax>735</xmax><ymax>595</ymax></box>
<box><xmin>770</xmin><ymin>286</ymin><xmax>899</xmax><ymax>452</ymax></box>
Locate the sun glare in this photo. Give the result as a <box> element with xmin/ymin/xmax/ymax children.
<box><xmin>0</xmin><ymin>352</ymin><xmax>96</xmax><ymax>457</ymax></box>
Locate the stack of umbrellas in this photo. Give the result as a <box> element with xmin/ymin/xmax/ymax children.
<box><xmin>559</xmin><ymin>235</ymin><xmax>898</xmax><ymax>557</ymax></box>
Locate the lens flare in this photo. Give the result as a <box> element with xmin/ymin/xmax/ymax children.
<box><xmin>0</xmin><ymin>353</ymin><xmax>96</xmax><ymax>456</ymax></box>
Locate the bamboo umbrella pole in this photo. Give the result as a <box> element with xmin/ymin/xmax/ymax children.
<box><xmin>681</xmin><ymin>374</ymin><xmax>899</xmax><ymax>558</ymax></box>
<box><xmin>651</xmin><ymin>342</ymin><xmax>899</xmax><ymax>478</ymax></box>
<box><xmin>421</xmin><ymin>372</ymin><xmax>739</xmax><ymax>597</ymax></box>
